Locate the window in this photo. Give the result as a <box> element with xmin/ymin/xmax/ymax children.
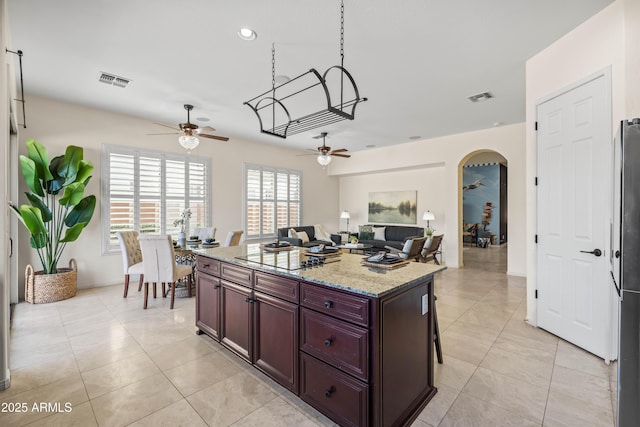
<box><xmin>102</xmin><ymin>144</ymin><xmax>210</xmax><ymax>252</ymax></box>
<box><xmin>245</xmin><ymin>164</ymin><xmax>301</xmax><ymax>239</ymax></box>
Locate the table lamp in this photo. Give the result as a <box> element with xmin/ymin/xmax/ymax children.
<box><xmin>341</xmin><ymin>210</ymin><xmax>350</xmax><ymax>232</ymax></box>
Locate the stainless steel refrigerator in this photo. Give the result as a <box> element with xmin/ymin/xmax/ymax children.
<box><xmin>611</xmin><ymin>118</ymin><xmax>640</xmax><ymax>427</ymax></box>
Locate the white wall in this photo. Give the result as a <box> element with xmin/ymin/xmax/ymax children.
<box><xmin>15</xmin><ymin>95</ymin><xmax>340</xmax><ymax>291</ymax></box>
<box><xmin>525</xmin><ymin>1</ymin><xmax>626</xmax><ymax>323</ymax></box>
<box><xmin>330</xmin><ymin>123</ymin><xmax>527</xmax><ymax>275</ymax></box>
<box><xmin>626</xmin><ymin>0</ymin><xmax>640</xmax><ymax>117</ymax></box>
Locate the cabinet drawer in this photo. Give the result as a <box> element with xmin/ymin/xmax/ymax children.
<box><xmin>255</xmin><ymin>271</ymin><xmax>299</xmax><ymax>303</ymax></box>
<box><xmin>301</xmin><ymin>308</ymin><xmax>368</xmax><ymax>381</ymax></box>
<box><xmin>221</xmin><ymin>263</ymin><xmax>253</xmax><ymax>287</ymax></box>
<box><xmin>196</xmin><ymin>256</ymin><xmax>220</xmax><ymax>276</ymax></box>
<box><xmin>300</xmin><ymin>353</ymin><xmax>368</xmax><ymax>427</ymax></box>
<box><xmin>301</xmin><ymin>283</ymin><xmax>370</xmax><ymax>327</ymax></box>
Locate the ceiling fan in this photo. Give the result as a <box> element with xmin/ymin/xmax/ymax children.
<box><xmin>149</xmin><ymin>104</ymin><xmax>229</xmax><ymax>150</ymax></box>
<box><xmin>299</xmin><ymin>132</ymin><xmax>350</xmax><ymax>166</ymax></box>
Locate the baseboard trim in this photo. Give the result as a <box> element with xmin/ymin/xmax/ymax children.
<box><xmin>0</xmin><ymin>376</ymin><xmax>10</xmax><ymax>391</ymax></box>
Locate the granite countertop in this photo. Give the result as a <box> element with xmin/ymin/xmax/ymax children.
<box><xmin>194</xmin><ymin>243</ymin><xmax>446</xmax><ymax>297</ymax></box>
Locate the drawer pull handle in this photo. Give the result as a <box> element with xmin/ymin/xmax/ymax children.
<box><xmin>324</xmin><ymin>301</ymin><xmax>332</xmax><ymax>309</ymax></box>
<box><xmin>203</xmin><ymin>263</ymin><xmax>210</xmax><ymax>268</ymax></box>
<box><xmin>214</xmin><ymin>284</ymin><xmax>220</xmax><ymax>289</ymax></box>
<box><xmin>324</xmin><ymin>387</ymin><xmax>334</xmax><ymax>398</ymax></box>
<box><xmin>245</xmin><ymin>297</ymin><xmax>254</xmax><ymax>304</ymax></box>
<box><xmin>324</xmin><ymin>338</ymin><xmax>333</xmax><ymax>346</ymax></box>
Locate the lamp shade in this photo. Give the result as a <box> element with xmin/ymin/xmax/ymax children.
<box><xmin>423</xmin><ymin>211</ymin><xmax>435</xmax><ymax>221</ymax></box>
<box><xmin>340</xmin><ymin>210</ymin><xmax>350</xmax><ymax>219</ymax></box>
<box><xmin>317</xmin><ymin>153</ymin><xmax>332</xmax><ymax>166</ymax></box>
<box><xmin>179</xmin><ymin>135</ymin><xmax>200</xmax><ymax>151</ymax></box>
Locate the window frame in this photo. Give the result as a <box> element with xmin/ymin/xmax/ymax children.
<box><xmin>244</xmin><ymin>163</ymin><xmax>302</xmax><ymax>240</ymax></box>
<box><xmin>101</xmin><ymin>144</ymin><xmax>211</xmax><ymax>254</ymax></box>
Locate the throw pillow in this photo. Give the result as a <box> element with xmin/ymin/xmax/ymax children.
<box><xmin>359</xmin><ymin>231</ymin><xmax>374</xmax><ymax>240</ymax></box>
<box><xmin>373</xmin><ymin>226</ymin><xmax>386</xmax><ymax>241</ymax></box>
<box><xmin>313</xmin><ymin>224</ymin><xmax>334</xmax><ymax>245</ymax></box>
<box><xmin>297</xmin><ymin>230</ymin><xmax>310</xmax><ymax>244</ymax></box>
<box><xmin>288</xmin><ymin>228</ymin><xmax>298</xmax><ymax>238</ymax></box>
<box><xmin>359</xmin><ymin>225</ymin><xmax>373</xmax><ymax>233</ymax></box>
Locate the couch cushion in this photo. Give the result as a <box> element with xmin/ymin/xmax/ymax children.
<box><xmin>373</xmin><ymin>227</ymin><xmax>386</xmax><ymax>240</ymax></box>
<box><xmin>385</xmin><ymin>225</ymin><xmax>424</xmax><ymax>242</ymax></box>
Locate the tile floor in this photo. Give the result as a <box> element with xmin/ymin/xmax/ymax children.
<box><xmin>0</xmin><ymin>245</ymin><xmax>617</xmax><ymax>426</ymax></box>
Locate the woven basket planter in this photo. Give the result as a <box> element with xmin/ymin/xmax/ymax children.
<box><xmin>25</xmin><ymin>259</ymin><xmax>77</xmax><ymax>304</ymax></box>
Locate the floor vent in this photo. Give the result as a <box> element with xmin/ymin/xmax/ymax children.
<box><xmin>467</xmin><ymin>92</ymin><xmax>494</xmax><ymax>103</ymax></box>
<box><xmin>98</xmin><ymin>72</ymin><xmax>131</xmax><ymax>88</ymax></box>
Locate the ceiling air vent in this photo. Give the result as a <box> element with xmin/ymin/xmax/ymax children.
<box><xmin>98</xmin><ymin>72</ymin><xmax>131</xmax><ymax>88</ymax></box>
<box><xmin>468</xmin><ymin>92</ymin><xmax>494</xmax><ymax>103</ymax></box>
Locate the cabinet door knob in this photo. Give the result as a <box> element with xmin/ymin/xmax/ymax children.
<box><xmin>214</xmin><ymin>284</ymin><xmax>220</xmax><ymax>289</ymax></box>
<box><xmin>324</xmin><ymin>338</ymin><xmax>333</xmax><ymax>346</ymax></box>
<box><xmin>324</xmin><ymin>301</ymin><xmax>332</xmax><ymax>308</ymax></box>
<box><xmin>324</xmin><ymin>388</ymin><xmax>333</xmax><ymax>398</ymax></box>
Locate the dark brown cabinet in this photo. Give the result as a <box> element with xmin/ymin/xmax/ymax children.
<box><xmin>253</xmin><ymin>291</ymin><xmax>298</xmax><ymax>393</ymax></box>
<box><xmin>220</xmin><ymin>279</ymin><xmax>252</xmax><ymax>361</ymax></box>
<box><xmin>195</xmin><ymin>272</ymin><xmax>220</xmax><ymax>340</ymax></box>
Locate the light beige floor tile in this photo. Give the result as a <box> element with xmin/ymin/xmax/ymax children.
<box><xmin>3</xmin><ymin>353</ymin><xmax>80</xmax><ymax>399</ymax></box>
<box><xmin>479</xmin><ymin>346</ymin><xmax>554</xmax><ymax>390</ymax></box>
<box><xmin>441</xmin><ymin>323</ymin><xmax>498</xmax><ymax>365</ymax></box>
<box><xmin>147</xmin><ymin>335</ymin><xmax>216</xmax><ymax>372</ymax></box>
<box><xmin>416</xmin><ymin>383</ymin><xmax>459</xmax><ymax>426</ymax></box>
<box><xmin>550</xmin><ymin>365</ymin><xmax>612</xmax><ymax>410</ymax></box>
<box><xmin>164</xmin><ymin>350</ymin><xmax>243</xmax><ymax>396</ymax></box>
<box><xmin>456</xmin><ymin>303</ymin><xmax>513</xmax><ymax>331</ymax></box>
<box><xmin>67</xmin><ymin>323</ymin><xmax>130</xmax><ymax>355</ymax></box>
<box><xmin>0</xmin><ymin>372</ymin><xmax>88</xmax><ymax>426</ymax></box>
<box><xmin>554</xmin><ymin>339</ymin><xmax>609</xmax><ymax>379</ymax></box>
<box><xmin>10</xmin><ymin>327</ymin><xmax>69</xmax><ymax>353</ymax></box>
<box><xmin>433</xmin><ymin>355</ymin><xmax>477</xmax><ymax>391</ymax></box>
<box><xmin>410</xmin><ymin>419</ymin><xmax>434</xmax><ymax>427</ymax></box>
<box><xmin>462</xmin><ymin>367</ymin><xmax>548</xmax><ymax>423</ymax></box>
<box><xmin>187</xmin><ymin>371</ymin><xmax>277</xmax><ymax>426</ymax></box>
<box><xmin>493</xmin><ymin>331</ymin><xmax>558</xmax><ymax>365</ymax></box>
<box><xmin>231</xmin><ymin>396</ymin><xmax>320</xmax><ymax>426</ymax></box>
<box><xmin>544</xmin><ymin>388</ymin><xmax>614</xmax><ymax>427</ymax></box>
<box><xmin>81</xmin><ymin>353</ymin><xmax>160</xmax><ymax>399</ymax></box>
<box><xmin>90</xmin><ymin>373</ymin><xmax>182</xmax><ymax>427</ymax></box>
<box><xmin>72</xmin><ymin>335</ymin><xmax>146</xmax><ymax>373</ymax></box>
<box><xmin>439</xmin><ymin>391</ymin><xmax>540</xmax><ymax>427</ymax></box>
<box><xmin>128</xmin><ymin>399</ymin><xmax>207</xmax><ymax>427</ymax></box>
<box><xmin>25</xmin><ymin>400</ymin><xmax>97</xmax><ymax>427</ymax></box>
<box><xmin>9</xmin><ymin>340</ymin><xmax>74</xmax><ymax>371</ymax></box>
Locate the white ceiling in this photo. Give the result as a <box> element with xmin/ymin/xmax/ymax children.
<box><xmin>7</xmin><ymin>0</ymin><xmax>613</xmax><ymax>153</ymax></box>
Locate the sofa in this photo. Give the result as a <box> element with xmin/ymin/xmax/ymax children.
<box><xmin>355</xmin><ymin>224</ymin><xmax>425</xmax><ymax>251</ymax></box>
<box><xmin>277</xmin><ymin>226</ymin><xmax>341</xmax><ymax>247</ymax></box>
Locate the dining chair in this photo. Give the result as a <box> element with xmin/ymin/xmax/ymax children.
<box><xmin>194</xmin><ymin>227</ymin><xmax>216</xmax><ymax>242</ymax></box>
<box><xmin>384</xmin><ymin>236</ymin><xmax>427</xmax><ymax>262</ymax></box>
<box><xmin>115</xmin><ymin>230</ymin><xmax>144</xmax><ymax>298</ymax></box>
<box><xmin>138</xmin><ymin>234</ymin><xmax>193</xmax><ymax>309</ymax></box>
<box><xmin>225</xmin><ymin>230</ymin><xmax>243</xmax><ymax>246</ymax></box>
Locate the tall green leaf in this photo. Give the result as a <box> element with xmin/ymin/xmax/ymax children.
<box><xmin>25</xmin><ymin>138</ymin><xmax>54</xmax><ymax>183</ymax></box>
<box><xmin>24</xmin><ymin>192</ymin><xmax>52</xmax><ymax>222</ymax></box>
<box><xmin>75</xmin><ymin>160</ymin><xmax>94</xmax><ymax>185</ymax></box>
<box><xmin>19</xmin><ymin>155</ymin><xmax>44</xmax><ymax>196</ymax></box>
<box><xmin>47</xmin><ymin>155</ymin><xmax>66</xmax><ymax>194</ymax></box>
<box><xmin>58</xmin><ymin>145</ymin><xmax>82</xmax><ymax>185</ymax></box>
<box><xmin>60</xmin><ymin>222</ymin><xmax>86</xmax><ymax>243</ymax></box>
<box><xmin>18</xmin><ymin>205</ymin><xmax>47</xmax><ymax>238</ymax></box>
<box><xmin>59</xmin><ymin>182</ymin><xmax>85</xmax><ymax>206</ymax></box>
<box><xmin>64</xmin><ymin>195</ymin><xmax>96</xmax><ymax>227</ymax></box>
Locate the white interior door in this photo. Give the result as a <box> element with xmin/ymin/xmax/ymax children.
<box><xmin>536</xmin><ymin>72</ymin><xmax>611</xmax><ymax>359</ymax></box>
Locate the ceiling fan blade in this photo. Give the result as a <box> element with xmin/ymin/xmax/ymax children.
<box><xmin>196</xmin><ymin>126</ymin><xmax>216</xmax><ymax>133</ymax></box>
<box><xmin>153</xmin><ymin>122</ymin><xmax>181</xmax><ymax>131</ymax></box>
<box><xmin>199</xmin><ymin>133</ymin><xmax>230</xmax><ymax>142</ymax></box>
<box><xmin>306</xmin><ymin>148</ymin><xmax>318</xmax><ymax>153</ymax></box>
<box><xmin>147</xmin><ymin>132</ymin><xmax>180</xmax><ymax>136</ymax></box>
<box><xmin>332</xmin><ymin>153</ymin><xmax>351</xmax><ymax>158</ymax></box>
<box><xmin>331</xmin><ymin>148</ymin><xmax>348</xmax><ymax>153</ymax></box>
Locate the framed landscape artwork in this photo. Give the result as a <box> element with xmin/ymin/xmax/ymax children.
<box><xmin>368</xmin><ymin>190</ymin><xmax>417</xmax><ymax>224</ymax></box>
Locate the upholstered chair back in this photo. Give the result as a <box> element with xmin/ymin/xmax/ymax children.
<box><xmin>138</xmin><ymin>234</ymin><xmax>177</xmax><ymax>283</ymax></box>
<box><xmin>116</xmin><ymin>231</ymin><xmax>142</xmax><ymax>274</ymax></box>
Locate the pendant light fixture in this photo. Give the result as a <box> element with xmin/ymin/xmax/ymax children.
<box><xmin>244</xmin><ymin>0</ymin><xmax>367</xmax><ymax>138</ymax></box>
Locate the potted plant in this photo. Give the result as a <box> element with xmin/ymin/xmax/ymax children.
<box><xmin>9</xmin><ymin>139</ymin><xmax>96</xmax><ymax>303</ymax></box>
<box><xmin>173</xmin><ymin>208</ymin><xmax>191</xmax><ymax>248</ymax></box>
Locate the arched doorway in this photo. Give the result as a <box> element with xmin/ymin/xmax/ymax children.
<box><xmin>458</xmin><ymin>150</ymin><xmax>508</xmax><ymax>271</ymax></box>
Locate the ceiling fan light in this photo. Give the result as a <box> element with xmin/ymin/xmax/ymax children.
<box><xmin>237</xmin><ymin>27</ymin><xmax>257</xmax><ymax>41</ymax></box>
<box><xmin>317</xmin><ymin>153</ymin><xmax>332</xmax><ymax>167</ymax></box>
<box><xmin>179</xmin><ymin>135</ymin><xmax>200</xmax><ymax>151</ymax></box>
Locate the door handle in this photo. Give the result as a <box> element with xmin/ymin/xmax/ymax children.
<box><xmin>580</xmin><ymin>248</ymin><xmax>602</xmax><ymax>257</ymax></box>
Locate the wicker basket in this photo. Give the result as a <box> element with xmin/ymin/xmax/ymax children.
<box><xmin>25</xmin><ymin>259</ymin><xmax>77</xmax><ymax>304</ymax></box>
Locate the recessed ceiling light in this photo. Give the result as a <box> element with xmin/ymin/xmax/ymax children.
<box><xmin>409</xmin><ymin>136</ymin><xmax>421</xmax><ymax>140</ymax></box>
<box><xmin>365</xmin><ymin>144</ymin><xmax>376</xmax><ymax>148</ymax></box>
<box><xmin>493</xmin><ymin>121</ymin><xmax>502</xmax><ymax>127</ymax></box>
<box><xmin>237</xmin><ymin>27</ymin><xmax>257</xmax><ymax>41</ymax></box>
<box><xmin>196</xmin><ymin>117</ymin><xmax>210</xmax><ymax>122</ymax></box>
<box><xmin>468</xmin><ymin>92</ymin><xmax>494</xmax><ymax>103</ymax></box>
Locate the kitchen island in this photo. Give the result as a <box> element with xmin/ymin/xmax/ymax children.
<box><xmin>194</xmin><ymin>244</ymin><xmax>446</xmax><ymax>427</ymax></box>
